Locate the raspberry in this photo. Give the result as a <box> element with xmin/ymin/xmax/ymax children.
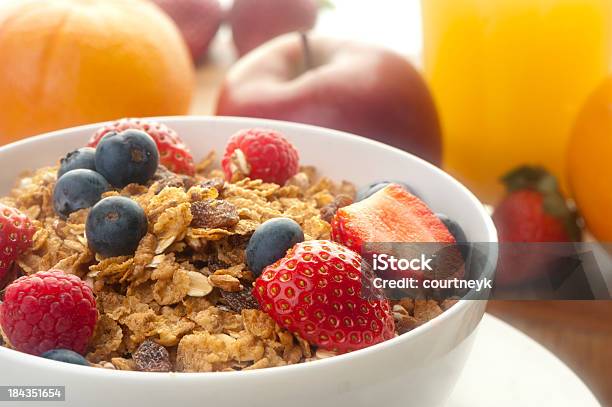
<box><xmin>222</xmin><ymin>129</ymin><xmax>299</xmax><ymax>185</ymax></box>
<box><xmin>0</xmin><ymin>203</ymin><xmax>36</xmax><ymax>283</ymax></box>
<box><xmin>0</xmin><ymin>270</ymin><xmax>97</xmax><ymax>355</ymax></box>
<box><xmin>253</xmin><ymin>240</ymin><xmax>395</xmax><ymax>353</ymax></box>
<box><xmin>88</xmin><ymin>118</ymin><xmax>195</xmax><ymax>175</ymax></box>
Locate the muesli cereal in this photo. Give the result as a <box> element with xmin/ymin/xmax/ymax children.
<box><xmin>0</xmin><ymin>120</ymin><xmax>461</xmax><ymax>372</ymax></box>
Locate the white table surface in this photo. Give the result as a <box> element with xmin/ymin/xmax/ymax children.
<box><xmin>449</xmin><ymin>314</ymin><xmax>600</xmax><ymax>407</ymax></box>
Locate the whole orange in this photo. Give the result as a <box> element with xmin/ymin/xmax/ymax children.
<box><xmin>0</xmin><ymin>0</ymin><xmax>194</xmax><ymax>143</ymax></box>
<box><xmin>567</xmin><ymin>77</ymin><xmax>612</xmax><ymax>242</ymax></box>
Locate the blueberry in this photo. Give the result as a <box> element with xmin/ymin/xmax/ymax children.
<box><xmin>436</xmin><ymin>213</ymin><xmax>467</xmax><ymax>243</ymax></box>
<box><xmin>53</xmin><ymin>169</ymin><xmax>110</xmax><ymax>219</ymax></box>
<box><xmin>356</xmin><ymin>181</ymin><xmax>417</xmax><ymax>201</ymax></box>
<box><xmin>95</xmin><ymin>130</ymin><xmax>159</xmax><ymax>188</ymax></box>
<box><xmin>86</xmin><ymin>196</ymin><xmax>148</xmax><ymax>258</ymax></box>
<box><xmin>41</xmin><ymin>349</ymin><xmax>89</xmax><ymax>366</ymax></box>
<box><xmin>246</xmin><ymin>218</ymin><xmax>304</xmax><ymax>276</ymax></box>
<box><xmin>58</xmin><ymin>147</ymin><xmax>97</xmax><ymax>178</ymax></box>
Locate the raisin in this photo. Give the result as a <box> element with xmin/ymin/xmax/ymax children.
<box><xmin>133</xmin><ymin>340</ymin><xmax>172</xmax><ymax>372</ymax></box>
<box><xmin>152</xmin><ymin>166</ymin><xmax>195</xmax><ymax>193</ymax></box>
<box><xmin>157</xmin><ymin>179</ymin><xmax>184</xmax><ymax>193</ymax></box>
<box><xmin>0</xmin><ymin>264</ymin><xmax>20</xmax><ymax>294</ymax></box>
<box><xmin>200</xmin><ymin>178</ymin><xmax>225</xmax><ymax>193</ymax></box>
<box><xmin>221</xmin><ymin>288</ymin><xmax>260</xmax><ymax>313</ymax></box>
<box><xmin>191</xmin><ymin>200</ymin><xmax>239</xmax><ymax>229</ymax></box>
<box><xmin>152</xmin><ymin>165</ymin><xmax>175</xmax><ymax>182</ymax></box>
<box><xmin>320</xmin><ymin>206</ymin><xmax>336</xmax><ymax>223</ymax></box>
<box><xmin>320</xmin><ymin>194</ymin><xmax>353</xmax><ymax>223</ymax></box>
<box><xmin>207</xmin><ymin>258</ymin><xmax>230</xmax><ymax>272</ymax></box>
<box><xmin>182</xmin><ymin>176</ymin><xmax>196</xmax><ymax>190</ymax></box>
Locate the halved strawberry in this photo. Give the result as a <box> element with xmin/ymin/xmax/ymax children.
<box><xmin>332</xmin><ymin>184</ymin><xmax>460</xmax><ymax>282</ymax></box>
<box><xmin>331</xmin><ymin>184</ymin><xmax>455</xmax><ymax>253</ymax></box>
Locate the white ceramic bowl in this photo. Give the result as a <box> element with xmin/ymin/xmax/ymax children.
<box><xmin>0</xmin><ymin>117</ymin><xmax>497</xmax><ymax>407</ymax></box>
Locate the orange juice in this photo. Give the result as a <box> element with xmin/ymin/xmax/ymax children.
<box><xmin>422</xmin><ymin>0</ymin><xmax>612</xmax><ymax>202</ymax></box>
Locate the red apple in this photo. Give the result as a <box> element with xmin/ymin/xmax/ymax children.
<box><xmin>229</xmin><ymin>0</ymin><xmax>318</xmax><ymax>56</ymax></box>
<box><xmin>152</xmin><ymin>0</ymin><xmax>223</xmax><ymax>64</ymax></box>
<box><xmin>215</xmin><ymin>34</ymin><xmax>442</xmax><ymax>165</ymax></box>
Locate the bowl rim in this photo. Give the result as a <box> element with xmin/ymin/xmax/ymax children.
<box><xmin>0</xmin><ymin>115</ymin><xmax>498</xmax><ymax>381</ymax></box>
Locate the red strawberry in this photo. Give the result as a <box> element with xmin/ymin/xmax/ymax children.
<box><xmin>253</xmin><ymin>240</ymin><xmax>395</xmax><ymax>353</ymax></box>
<box><xmin>88</xmin><ymin>118</ymin><xmax>195</xmax><ymax>175</ymax></box>
<box><xmin>152</xmin><ymin>0</ymin><xmax>223</xmax><ymax>63</ymax></box>
<box><xmin>493</xmin><ymin>166</ymin><xmax>580</xmax><ymax>242</ymax></box>
<box><xmin>222</xmin><ymin>129</ymin><xmax>299</xmax><ymax>185</ymax></box>
<box><xmin>331</xmin><ymin>184</ymin><xmax>455</xmax><ymax>254</ymax></box>
<box><xmin>0</xmin><ymin>270</ymin><xmax>97</xmax><ymax>355</ymax></box>
<box><xmin>0</xmin><ymin>204</ymin><xmax>36</xmax><ymax>284</ymax></box>
<box><xmin>492</xmin><ymin>166</ymin><xmax>581</xmax><ymax>287</ymax></box>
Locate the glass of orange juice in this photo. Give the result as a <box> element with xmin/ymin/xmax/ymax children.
<box><xmin>421</xmin><ymin>0</ymin><xmax>612</xmax><ymax>203</ymax></box>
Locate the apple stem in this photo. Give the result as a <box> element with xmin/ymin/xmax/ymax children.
<box><xmin>300</xmin><ymin>32</ymin><xmax>313</xmax><ymax>71</ymax></box>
